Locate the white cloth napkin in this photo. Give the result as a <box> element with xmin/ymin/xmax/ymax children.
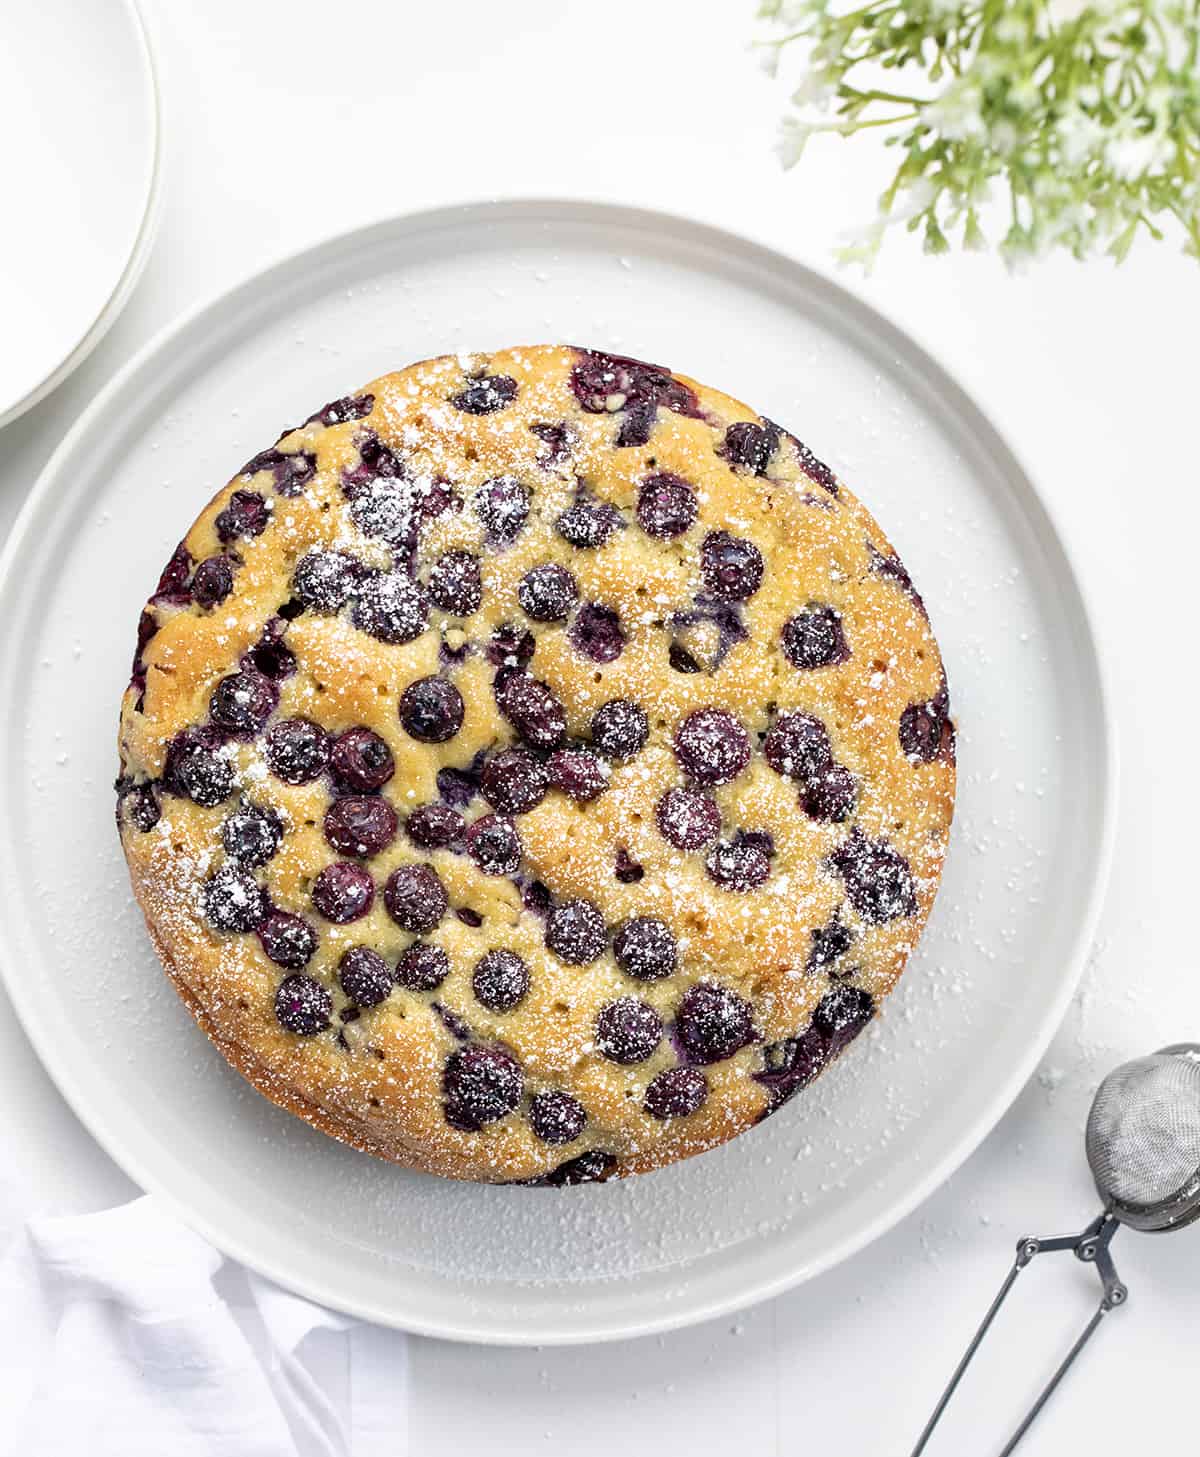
<box><xmin>0</xmin><ymin>1196</ymin><xmax>408</xmax><ymax>1457</ymax></box>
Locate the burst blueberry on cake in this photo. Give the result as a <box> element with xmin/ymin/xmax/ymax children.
<box><xmin>115</xmin><ymin>344</ymin><xmax>956</xmax><ymax>1185</ymax></box>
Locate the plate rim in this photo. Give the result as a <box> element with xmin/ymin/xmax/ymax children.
<box><xmin>0</xmin><ymin>197</ymin><xmax>1117</xmax><ymax>1344</ymax></box>
<box><xmin>0</xmin><ymin>0</ymin><xmax>163</xmax><ymax>431</ymax></box>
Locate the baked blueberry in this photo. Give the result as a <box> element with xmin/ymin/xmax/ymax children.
<box><xmin>437</xmin><ymin>760</ymin><xmax>484</xmax><ymax>807</ymax></box>
<box><xmin>323</xmin><ymin>796</ymin><xmax>398</xmax><ymax>858</ymax></box>
<box><xmin>123</xmin><ymin>783</ymin><xmax>161</xmax><ymax>832</ymax></box>
<box><xmin>330</xmin><ymin>727</ymin><xmax>395</xmax><ymax>794</ymax></box>
<box><xmin>191</xmin><ymin>556</ymin><xmax>235</xmax><ymax>609</ymax></box>
<box><xmin>781</xmin><ymin>606</ymin><xmax>849</xmax><ymax>670</ymax></box>
<box><xmin>221</xmin><ymin>804</ymin><xmax>283</xmax><ymax>866</ymax></box>
<box><xmin>555</xmin><ymin>498</ymin><xmax>623</xmax><ymax>549</ymax></box>
<box><xmin>347</xmin><ymin>477</ymin><xmax>414</xmax><ymax>542</ymax></box>
<box><xmin>518</xmin><ymin>563</ymin><xmax>578</xmax><ymax>622</ymax></box>
<box><xmin>443</xmin><ymin>1044</ymin><xmax>524</xmax><ymax>1130</ymax></box>
<box><xmin>153</xmin><ymin>541</ymin><xmax>192</xmax><ymax>601</ymax></box>
<box><xmin>472</xmin><ymin>949</ymin><xmax>530</xmax><ymax>1013</ymax></box>
<box><xmin>790</xmin><ymin>433</ymin><xmax>838</xmax><ymax>492</ymax></box>
<box><xmin>569</xmin><ymin>603</ymin><xmax>625</xmax><ymax>663</ymax></box>
<box><xmin>399</xmin><ymin>677</ymin><xmax>464</xmax><ymax>743</ymax></box>
<box><xmin>452</xmin><ymin>374</ymin><xmax>518</xmax><ymax>414</ymax></box>
<box><xmin>274</xmin><ymin>974</ymin><xmax>332</xmax><ymax>1035</ymax></box>
<box><xmin>613</xmin><ymin>917</ymin><xmax>677</xmax><ymax>981</ymax></box>
<box><xmin>242</xmin><ymin>447</ymin><xmax>316</xmax><ymax>497</ymax></box>
<box><xmin>814</xmin><ymin>982</ymin><xmax>875</xmax><ymax>1048</ymax></box>
<box><xmin>209</xmin><ymin>670</ymin><xmax>277</xmax><ymax>737</ymax></box>
<box><xmin>808</xmin><ymin>917</ymin><xmax>853</xmax><ymax>973</ymax></box>
<box><xmin>485</xmin><ymin>624</ymin><xmax>536</xmax><ymax>675</ymax></box>
<box><xmin>899</xmin><ymin>686</ymin><xmax>954</xmax><ymax>764</ymax></box>
<box><xmin>676</xmin><ymin>982</ymin><xmax>754</xmax><ymax>1064</ymax></box>
<box><xmin>258</xmin><ymin>910</ymin><xmax>318</xmax><ymax>969</ymax></box>
<box><xmin>307</xmin><ymin>393</ymin><xmax>374</xmax><ymax>427</ymax></box>
<box><xmin>637</xmin><ymin>472</ymin><xmax>697</xmax><ymax>539</ymax></box>
<box><xmin>596</xmin><ymin>997</ymin><xmax>663</xmax><ymax>1065</ymax></box>
<box><xmin>673</xmin><ymin>708</ymin><xmax>750</xmax><ymax>785</ymax></box>
<box><xmin>644</xmin><ymin>1066</ymin><xmax>707</xmax><ymax>1119</ymax></box>
<box><xmin>292</xmin><ymin>550</ymin><xmax>360</xmax><ymax>613</ymax></box>
<box><xmin>545</xmin><ymin>898</ymin><xmax>607</xmax><ymax>965</ymax></box>
<box><xmin>338</xmin><ymin>945</ymin><xmax>393</xmax><ymax>1007</ymax></box>
<box><xmin>265</xmin><ymin>718</ymin><xmax>330</xmax><ymax>785</ymax></box>
<box><xmin>547</xmin><ymin>748</ymin><xmax>608</xmax><ymax>802</ymax></box>
<box><xmin>614</xmin><ymin>848</ymin><xmax>644</xmax><ymax>884</ymax></box>
<box><xmin>396</xmin><ymin>941</ymin><xmax>450</xmax><ymax>991</ymax></box>
<box><xmin>570</xmin><ymin>349</ymin><xmax>699</xmax><ymax>447</ymax></box>
<box><xmin>700</xmin><ymin>531</ymin><xmax>764</xmax><ymax>601</ymax></box>
<box><xmin>764</xmin><ymin>711</ymin><xmax>833</xmax><ymax>781</ymax></box>
<box><xmin>383</xmin><ymin>864</ymin><xmax>448</xmax><ymax>933</ymax></box>
<box><xmin>655</xmin><ymin>786</ymin><xmax>720</xmax><ymax>850</ymax></box>
<box><xmin>590</xmin><ymin>699</ymin><xmax>648</xmax><ymax>759</ymax></box>
<box><xmin>496</xmin><ymin>673</ymin><xmax>566</xmax><ymax>750</ymax></box>
<box><xmin>201</xmin><ymin>865</ymin><xmax>265</xmax><ymax>933</ymax></box>
<box><xmin>164</xmin><ymin>728</ymin><xmax>234</xmax><ymax>807</ymax></box>
<box><xmin>720</xmin><ymin>419</ymin><xmax>780</xmax><ymax>475</ymax></box>
<box><xmin>480</xmin><ymin>749</ymin><xmax>549</xmax><ymax>815</ymax></box>
<box><xmin>428</xmin><ymin>550</ymin><xmax>483</xmax><ymax>616</ymax></box>
<box><xmin>529</xmin><ymin>1090</ymin><xmax>586</xmax><ymax>1144</ymax></box>
<box><xmin>242</xmin><ymin>619</ymin><xmax>296</xmax><ymax>682</ymax></box>
<box><xmin>351</xmin><ymin>573</ymin><xmax>429</xmax><ymax>644</ymax></box>
<box><xmin>215</xmin><ymin>490</ymin><xmax>270</xmax><ymax>543</ymax></box>
<box><xmin>533</xmin><ymin>1150</ymin><xmax>617</xmax><ymax>1185</ymax></box>
<box><xmin>473</xmin><ymin>475</ymin><xmax>530</xmax><ymax>542</ymax></box>
<box><xmin>465</xmin><ymin>814</ymin><xmax>523</xmax><ymax>875</ymax></box>
<box><xmin>705</xmin><ymin>838</ymin><xmax>771</xmax><ymax>891</ymax></box>
<box><xmin>312</xmin><ymin>862</ymin><xmax>375</xmax><ymax>924</ymax></box>
<box><xmin>530</xmin><ymin>421</ymin><xmax>572</xmax><ymax>467</ymax></box>
<box><xmin>830</xmin><ymin>830</ymin><xmax>917</xmax><ymax>923</ymax></box>
<box><xmin>800</xmin><ymin>763</ymin><xmax>857</xmax><ymax>823</ymax></box>
<box><xmin>406</xmin><ymin>802</ymin><xmax>465</xmax><ymax>850</ymax></box>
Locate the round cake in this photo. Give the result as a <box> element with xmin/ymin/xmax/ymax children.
<box><xmin>116</xmin><ymin>344</ymin><xmax>955</xmax><ymax>1185</ymax></box>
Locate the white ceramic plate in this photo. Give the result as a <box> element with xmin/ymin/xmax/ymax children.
<box><xmin>0</xmin><ymin>201</ymin><xmax>1113</xmax><ymax>1343</ymax></box>
<box><xmin>0</xmin><ymin>0</ymin><xmax>160</xmax><ymax>428</ymax></box>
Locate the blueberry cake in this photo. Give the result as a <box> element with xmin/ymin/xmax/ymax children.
<box><xmin>116</xmin><ymin>345</ymin><xmax>955</xmax><ymax>1185</ymax></box>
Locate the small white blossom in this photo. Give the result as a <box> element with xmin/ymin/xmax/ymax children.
<box><xmin>777</xmin><ymin>116</ymin><xmax>816</xmax><ymax>168</ymax></box>
<box><xmin>1056</xmin><ymin>107</ymin><xmax>1105</xmax><ymax>164</ymax></box>
<box><xmin>1105</xmin><ymin>132</ymin><xmax>1173</xmax><ymax>179</ymax></box>
<box><xmin>925</xmin><ymin>80</ymin><xmax>986</xmax><ymax>140</ymax></box>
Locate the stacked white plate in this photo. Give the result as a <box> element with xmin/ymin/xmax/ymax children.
<box><xmin>0</xmin><ymin>0</ymin><xmax>160</xmax><ymax>427</ymax></box>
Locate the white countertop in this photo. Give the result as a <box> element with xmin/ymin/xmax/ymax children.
<box><xmin>1</xmin><ymin>1</ymin><xmax>1195</xmax><ymax>1450</ymax></box>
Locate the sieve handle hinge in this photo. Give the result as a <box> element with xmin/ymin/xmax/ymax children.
<box><xmin>910</xmin><ymin>1211</ymin><xmax>1126</xmax><ymax>1457</ymax></box>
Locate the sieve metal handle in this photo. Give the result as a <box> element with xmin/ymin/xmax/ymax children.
<box><xmin>910</xmin><ymin>1211</ymin><xmax>1127</xmax><ymax>1457</ymax></box>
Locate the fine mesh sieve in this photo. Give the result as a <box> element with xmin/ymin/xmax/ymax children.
<box><xmin>1086</xmin><ymin>1045</ymin><xmax>1200</xmax><ymax>1230</ymax></box>
<box><xmin>912</xmin><ymin>1043</ymin><xmax>1200</xmax><ymax>1456</ymax></box>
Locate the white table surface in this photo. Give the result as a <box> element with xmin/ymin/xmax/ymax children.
<box><xmin>1</xmin><ymin>1</ymin><xmax>1195</xmax><ymax>1451</ymax></box>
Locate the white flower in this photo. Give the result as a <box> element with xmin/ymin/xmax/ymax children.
<box><xmin>891</xmin><ymin>177</ymin><xmax>937</xmax><ymax>220</ymax></box>
<box><xmin>777</xmin><ymin>116</ymin><xmax>816</xmax><ymax>168</ymax></box>
<box><xmin>994</xmin><ymin>13</ymin><xmax>1029</xmax><ymax>44</ymax></box>
<box><xmin>1105</xmin><ymin>132</ymin><xmax>1172</xmax><ymax>179</ymax></box>
<box><xmin>925</xmin><ymin>80</ymin><xmax>987</xmax><ymax>141</ymax></box>
<box><xmin>791</xmin><ymin>68</ymin><xmax>837</xmax><ymax>108</ymax></box>
<box><xmin>990</xmin><ymin>119</ymin><xmax>1019</xmax><ymax>155</ymax></box>
<box><xmin>1008</xmin><ymin>78</ymin><xmax>1042</xmax><ymax>112</ymax></box>
<box><xmin>1056</xmin><ymin>107</ymin><xmax>1105</xmax><ymax>165</ymax></box>
<box><xmin>1048</xmin><ymin>0</ymin><xmax>1091</xmax><ymax>22</ymax></box>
